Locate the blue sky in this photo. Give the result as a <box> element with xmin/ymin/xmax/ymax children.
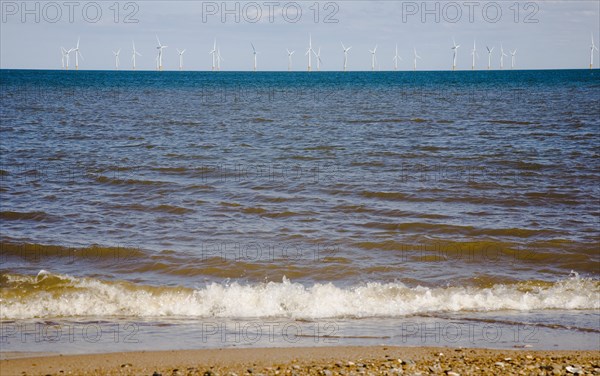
<box><xmin>1</xmin><ymin>1</ymin><xmax>599</xmax><ymax>71</ymax></box>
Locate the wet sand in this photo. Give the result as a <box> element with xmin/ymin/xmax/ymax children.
<box><xmin>1</xmin><ymin>346</ymin><xmax>599</xmax><ymax>376</ymax></box>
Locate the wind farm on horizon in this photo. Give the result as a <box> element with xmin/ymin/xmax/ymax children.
<box><xmin>57</xmin><ymin>33</ymin><xmax>600</xmax><ymax>72</ymax></box>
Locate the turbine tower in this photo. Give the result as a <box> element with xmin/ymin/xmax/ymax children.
<box><xmin>590</xmin><ymin>33</ymin><xmax>599</xmax><ymax>69</ymax></box>
<box><xmin>369</xmin><ymin>45</ymin><xmax>377</xmax><ymax>71</ymax></box>
<box><xmin>451</xmin><ymin>38</ymin><xmax>460</xmax><ymax>71</ymax></box>
<box><xmin>113</xmin><ymin>49</ymin><xmax>121</xmax><ymax>70</ymax></box>
<box><xmin>72</xmin><ymin>37</ymin><xmax>83</xmax><ymax>70</ymax></box>
<box><xmin>500</xmin><ymin>44</ymin><xmax>508</xmax><ymax>70</ymax></box>
<box><xmin>156</xmin><ymin>35</ymin><xmax>167</xmax><ymax>71</ymax></box>
<box><xmin>393</xmin><ymin>44</ymin><xmax>402</xmax><ymax>71</ymax></box>
<box><xmin>131</xmin><ymin>41</ymin><xmax>141</xmax><ymax>70</ymax></box>
<box><xmin>486</xmin><ymin>46</ymin><xmax>494</xmax><ymax>70</ymax></box>
<box><xmin>305</xmin><ymin>34</ymin><xmax>315</xmax><ymax>72</ymax></box>
<box><xmin>286</xmin><ymin>49</ymin><xmax>295</xmax><ymax>71</ymax></box>
<box><xmin>341</xmin><ymin>42</ymin><xmax>351</xmax><ymax>72</ymax></box>
<box><xmin>510</xmin><ymin>49</ymin><xmax>517</xmax><ymax>69</ymax></box>
<box><xmin>209</xmin><ymin>39</ymin><xmax>217</xmax><ymax>71</ymax></box>
<box><xmin>471</xmin><ymin>40</ymin><xmax>478</xmax><ymax>70</ymax></box>
<box><xmin>413</xmin><ymin>48</ymin><xmax>421</xmax><ymax>71</ymax></box>
<box><xmin>251</xmin><ymin>43</ymin><xmax>258</xmax><ymax>71</ymax></box>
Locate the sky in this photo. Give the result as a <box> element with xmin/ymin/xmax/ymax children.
<box><xmin>1</xmin><ymin>1</ymin><xmax>599</xmax><ymax>71</ymax></box>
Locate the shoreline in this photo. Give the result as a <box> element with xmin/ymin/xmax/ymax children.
<box><xmin>1</xmin><ymin>346</ymin><xmax>598</xmax><ymax>376</ymax></box>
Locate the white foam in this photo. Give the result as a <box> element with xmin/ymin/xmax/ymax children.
<box><xmin>1</xmin><ymin>273</ymin><xmax>598</xmax><ymax>319</ymax></box>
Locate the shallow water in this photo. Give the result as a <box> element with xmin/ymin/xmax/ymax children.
<box><xmin>1</xmin><ymin>69</ymin><xmax>599</xmax><ymax>352</ymax></box>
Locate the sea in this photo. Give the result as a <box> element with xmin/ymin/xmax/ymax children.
<box><xmin>0</xmin><ymin>69</ymin><xmax>599</xmax><ymax>354</ymax></box>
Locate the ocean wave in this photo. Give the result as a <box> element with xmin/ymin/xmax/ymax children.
<box><xmin>0</xmin><ymin>211</ymin><xmax>58</xmax><ymax>222</ymax></box>
<box><xmin>0</xmin><ymin>271</ymin><xmax>597</xmax><ymax>320</ymax></box>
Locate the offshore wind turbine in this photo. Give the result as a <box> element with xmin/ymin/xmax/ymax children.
<box><xmin>251</xmin><ymin>43</ymin><xmax>258</xmax><ymax>71</ymax></box>
<box><xmin>413</xmin><ymin>48</ymin><xmax>421</xmax><ymax>71</ymax></box>
<box><xmin>131</xmin><ymin>41</ymin><xmax>141</xmax><ymax>70</ymax></box>
<box><xmin>113</xmin><ymin>49</ymin><xmax>121</xmax><ymax>70</ymax></box>
<box><xmin>209</xmin><ymin>39</ymin><xmax>217</xmax><ymax>71</ymax></box>
<box><xmin>393</xmin><ymin>44</ymin><xmax>402</xmax><ymax>71</ymax></box>
<box><xmin>314</xmin><ymin>47</ymin><xmax>322</xmax><ymax>71</ymax></box>
<box><xmin>286</xmin><ymin>49</ymin><xmax>295</xmax><ymax>71</ymax></box>
<box><xmin>510</xmin><ymin>49</ymin><xmax>517</xmax><ymax>69</ymax></box>
<box><xmin>305</xmin><ymin>34</ymin><xmax>315</xmax><ymax>71</ymax></box>
<box><xmin>471</xmin><ymin>40</ymin><xmax>478</xmax><ymax>70</ymax></box>
<box><xmin>156</xmin><ymin>35</ymin><xmax>167</xmax><ymax>71</ymax></box>
<box><xmin>216</xmin><ymin>48</ymin><xmax>223</xmax><ymax>71</ymax></box>
<box><xmin>65</xmin><ymin>48</ymin><xmax>73</xmax><ymax>70</ymax></box>
<box><xmin>486</xmin><ymin>46</ymin><xmax>494</xmax><ymax>69</ymax></box>
<box><xmin>590</xmin><ymin>33</ymin><xmax>599</xmax><ymax>69</ymax></box>
<box><xmin>60</xmin><ymin>47</ymin><xmax>68</xmax><ymax>69</ymax></box>
<box><xmin>341</xmin><ymin>42</ymin><xmax>351</xmax><ymax>72</ymax></box>
<box><xmin>500</xmin><ymin>44</ymin><xmax>508</xmax><ymax>69</ymax></box>
<box><xmin>72</xmin><ymin>37</ymin><xmax>83</xmax><ymax>70</ymax></box>
<box><xmin>369</xmin><ymin>45</ymin><xmax>377</xmax><ymax>71</ymax></box>
<box><xmin>177</xmin><ymin>48</ymin><xmax>186</xmax><ymax>70</ymax></box>
<box><xmin>451</xmin><ymin>38</ymin><xmax>460</xmax><ymax>71</ymax></box>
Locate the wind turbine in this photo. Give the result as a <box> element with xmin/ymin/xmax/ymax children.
<box><xmin>286</xmin><ymin>49</ymin><xmax>295</xmax><ymax>71</ymax></box>
<box><xmin>305</xmin><ymin>34</ymin><xmax>315</xmax><ymax>71</ymax></box>
<box><xmin>500</xmin><ymin>44</ymin><xmax>508</xmax><ymax>69</ymax></box>
<box><xmin>156</xmin><ymin>35</ymin><xmax>167</xmax><ymax>71</ymax></box>
<box><xmin>486</xmin><ymin>46</ymin><xmax>494</xmax><ymax>70</ymax></box>
<box><xmin>65</xmin><ymin>48</ymin><xmax>73</xmax><ymax>70</ymax></box>
<box><xmin>113</xmin><ymin>49</ymin><xmax>121</xmax><ymax>70</ymax></box>
<box><xmin>510</xmin><ymin>49</ymin><xmax>517</xmax><ymax>69</ymax></box>
<box><xmin>393</xmin><ymin>44</ymin><xmax>402</xmax><ymax>71</ymax></box>
<box><xmin>72</xmin><ymin>37</ymin><xmax>83</xmax><ymax>70</ymax></box>
<box><xmin>451</xmin><ymin>38</ymin><xmax>460</xmax><ymax>71</ymax></box>
<box><xmin>60</xmin><ymin>47</ymin><xmax>68</xmax><ymax>69</ymax></box>
<box><xmin>131</xmin><ymin>41</ymin><xmax>141</xmax><ymax>70</ymax></box>
<box><xmin>314</xmin><ymin>47</ymin><xmax>323</xmax><ymax>71</ymax></box>
<box><xmin>177</xmin><ymin>48</ymin><xmax>186</xmax><ymax>70</ymax></box>
<box><xmin>341</xmin><ymin>42</ymin><xmax>351</xmax><ymax>72</ymax></box>
<box><xmin>471</xmin><ymin>40</ymin><xmax>478</xmax><ymax>70</ymax></box>
<box><xmin>251</xmin><ymin>43</ymin><xmax>258</xmax><ymax>71</ymax></box>
<box><xmin>413</xmin><ymin>48</ymin><xmax>421</xmax><ymax>71</ymax></box>
<box><xmin>369</xmin><ymin>45</ymin><xmax>377</xmax><ymax>71</ymax></box>
<box><xmin>590</xmin><ymin>33</ymin><xmax>599</xmax><ymax>69</ymax></box>
<box><xmin>216</xmin><ymin>48</ymin><xmax>223</xmax><ymax>71</ymax></box>
<box><xmin>209</xmin><ymin>39</ymin><xmax>217</xmax><ymax>71</ymax></box>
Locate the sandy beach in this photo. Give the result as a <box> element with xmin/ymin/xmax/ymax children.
<box><xmin>1</xmin><ymin>346</ymin><xmax>599</xmax><ymax>376</ymax></box>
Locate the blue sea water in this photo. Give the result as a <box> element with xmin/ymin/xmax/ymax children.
<box><xmin>0</xmin><ymin>69</ymin><xmax>599</xmax><ymax>352</ymax></box>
